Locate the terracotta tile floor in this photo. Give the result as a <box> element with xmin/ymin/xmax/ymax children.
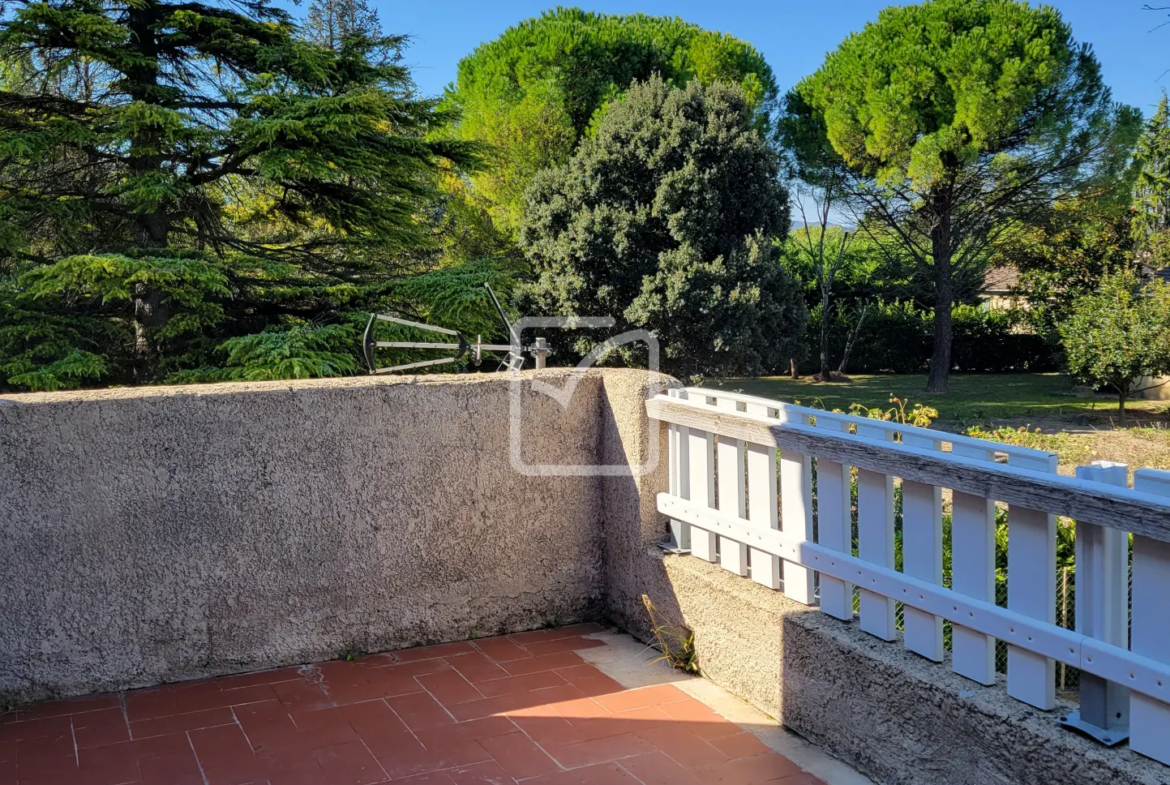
<box><xmin>0</xmin><ymin>624</ymin><xmax>821</xmax><ymax>785</ymax></box>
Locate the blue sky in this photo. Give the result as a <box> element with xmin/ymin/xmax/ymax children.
<box><xmin>364</xmin><ymin>0</ymin><xmax>1169</xmax><ymax>116</ymax></box>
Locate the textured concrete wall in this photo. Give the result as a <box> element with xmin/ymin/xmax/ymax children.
<box><xmin>613</xmin><ymin>552</ymin><xmax>1169</xmax><ymax>785</ymax></box>
<box><xmin>0</xmin><ymin>370</ymin><xmax>663</xmax><ymax>706</ymax></box>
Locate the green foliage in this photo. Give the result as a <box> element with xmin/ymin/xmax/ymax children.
<box><xmin>0</xmin><ymin>0</ymin><xmax>479</xmax><ymax>389</ymax></box>
<box><xmin>950</xmin><ymin>305</ymin><xmax>1056</xmax><ymax>373</ymax></box>
<box><xmin>799</xmin><ymin>301</ymin><xmax>1056</xmax><ymax>375</ymax></box>
<box><xmin>170</xmin><ymin>323</ymin><xmax>359</xmax><ymax>383</ymax></box>
<box><xmin>806</xmin><ymin>300</ymin><xmax>929</xmax><ymax>374</ymax></box>
<box><xmin>642</xmin><ymin>594</ymin><xmax>699</xmax><ymax>674</ymax></box>
<box><xmin>304</xmin><ymin>0</ymin><xmax>383</xmax><ymax>52</ymax></box>
<box><xmin>519</xmin><ymin>77</ymin><xmax>805</xmax><ymax>378</ymax></box>
<box><xmin>990</xmin><ymin>192</ymin><xmax>1136</xmax><ymax>337</ymax></box>
<box><xmin>784</xmin><ymin>0</ymin><xmax>1140</xmax><ymax>391</ymax></box>
<box><xmin>1060</xmin><ymin>270</ymin><xmax>1170</xmax><ymax>421</ymax></box>
<box><xmin>443</xmin><ymin>7</ymin><xmax>777</xmax><ymax>235</ymax></box>
<box><xmin>0</xmin><ymin>284</ymin><xmax>120</xmax><ymax>390</ymax></box>
<box><xmin>1133</xmin><ymin>92</ymin><xmax>1170</xmax><ymax>269</ymax></box>
<box><xmin>23</xmin><ymin>253</ymin><xmax>231</xmax><ymax>337</ymax></box>
<box><xmin>845</xmin><ymin>396</ymin><xmax>939</xmax><ymax>428</ymax></box>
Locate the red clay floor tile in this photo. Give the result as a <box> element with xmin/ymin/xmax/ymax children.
<box><xmin>8</xmin><ymin>630</ymin><xmax>823</xmax><ymax>785</ymax></box>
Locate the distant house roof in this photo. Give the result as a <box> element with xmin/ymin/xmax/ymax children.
<box><xmin>1136</xmin><ymin>253</ymin><xmax>1170</xmax><ymax>285</ymax></box>
<box><xmin>981</xmin><ymin>265</ymin><xmax>1020</xmax><ymax>295</ymax></box>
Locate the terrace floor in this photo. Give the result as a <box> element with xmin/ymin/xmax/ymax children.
<box><xmin>0</xmin><ymin>625</ymin><xmax>855</xmax><ymax>785</ymax></box>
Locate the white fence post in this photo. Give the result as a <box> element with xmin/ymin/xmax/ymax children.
<box><xmin>1067</xmin><ymin>461</ymin><xmax>1130</xmax><ymax>745</ymax></box>
<box><xmin>716</xmin><ymin>398</ymin><xmax>748</xmax><ymax>576</ymax></box>
<box><xmin>666</xmin><ymin>388</ymin><xmax>691</xmax><ymax>551</ymax></box>
<box><xmin>1006</xmin><ymin>451</ymin><xmax>1059</xmax><ymax>710</ymax></box>
<box><xmin>779</xmin><ymin>410</ymin><xmax>815</xmax><ymax>605</ymax></box>
<box><xmin>949</xmin><ymin>444</ymin><xmax>997</xmax><ymax>686</ymax></box>
<box><xmin>817</xmin><ymin>419</ymin><xmax>854</xmax><ymax>621</ymax></box>
<box><xmin>900</xmin><ymin>432</ymin><xmax>944</xmax><ymax>662</ymax></box>
<box><xmin>856</xmin><ymin>423</ymin><xmax>895</xmax><ymax>641</ymax></box>
<box><xmin>745</xmin><ymin>401</ymin><xmax>780</xmax><ymax>590</ymax></box>
<box><xmin>687</xmin><ymin>398</ymin><xmax>717</xmax><ymax>563</ymax></box>
<box><xmin>1130</xmin><ymin>468</ymin><xmax>1170</xmax><ymax>764</ymax></box>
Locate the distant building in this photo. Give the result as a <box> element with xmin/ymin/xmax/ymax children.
<box><xmin>979</xmin><ymin>265</ymin><xmax>1023</xmax><ymax>310</ymax></box>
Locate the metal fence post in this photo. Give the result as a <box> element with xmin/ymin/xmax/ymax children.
<box><xmin>532</xmin><ymin>337</ymin><xmax>549</xmax><ymax>369</ymax></box>
<box><xmin>1061</xmin><ymin>461</ymin><xmax>1130</xmax><ymax>746</ymax></box>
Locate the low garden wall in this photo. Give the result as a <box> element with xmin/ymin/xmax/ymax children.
<box><xmin>0</xmin><ymin>370</ymin><xmax>667</xmax><ymax>705</ymax></box>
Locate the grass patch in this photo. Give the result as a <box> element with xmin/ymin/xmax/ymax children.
<box><xmin>711</xmin><ymin>373</ymin><xmax>1167</xmax><ymax>426</ymax></box>
<box><xmin>710</xmin><ymin>373</ymin><xmax>1170</xmax><ymax>471</ymax></box>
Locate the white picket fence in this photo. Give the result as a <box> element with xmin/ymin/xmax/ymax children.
<box><xmin>646</xmin><ymin>387</ymin><xmax>1170</xmax><ymax>765</ymax></box>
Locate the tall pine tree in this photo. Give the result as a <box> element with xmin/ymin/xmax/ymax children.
<box><xmin>1133</xmin><ymin>93</ymin><xmax>1170</xmax><ymax>270</ymax></box>
<box><xmin>0</xmin><ymin>0</ymin><xmax>477</xmax><ymax>389</ymax></box>
<box><xmin>303</xmin><ymin>0</ymin><xmax>378</xmax><ymax>50</ymax></box>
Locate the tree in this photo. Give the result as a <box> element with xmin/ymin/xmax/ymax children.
<box><xmin>1133</xmin><ymin>92</ymin><xmax>1170</xmax><ymax>269</ymax></box>
<box><xmin>518</xmin><ymin>77</ymin><xmax>807</xmax><ymax>379</ymax></box>
<box><xmin>443</xmin><ymin>8</ymin><xmax>777</xmax><ymax>236</ymax></box>
<box><xmin>1060</xmin><ymin>270</ymin><xmax>1170</xmax><ymax>424</ymax></box>
<box><xmin>784</xmin><ymin>0</ymin><xmax>1140</xmax><ymax>392</ymax></box>
<box><xmin>304</xmin><ymin>0</ymin><xmax>380</xmax><ymax>50</ymax></box>
<box><xmin>0</xmin><ymin>0</ymin><xmax>478</xmax><ymax>388</ymax></box>
<box><xmin>789</xmin><ymin>196</ymin><xmax>854</xmax><ymax>381</ymax></box>
<box><xmin>302</xmin><ymin>0</ymin><xmax>398</xmax><ymax>66</ymax></box>
<box><xmin>990</xmin><ymin>190</ymin><xmax>1135</xmax><ymax>337</ymax></box>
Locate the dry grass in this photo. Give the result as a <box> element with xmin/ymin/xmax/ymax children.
<box><xmin>965</xmin><ymin>426</ymin><xmax>1170</xmax><ymax>476</ymax></box>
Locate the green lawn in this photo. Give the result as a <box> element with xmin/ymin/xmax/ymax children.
<box><xmin>709</xmin><ymin>373</ymin><xmax>1165</xmax><ymax>426</ymax></box>
<box><xmin>709</xmin><ymin>373</ymin><xmax>1170</xmax><ymax>472</ymax></box>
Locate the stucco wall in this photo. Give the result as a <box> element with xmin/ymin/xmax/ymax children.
<box><xmin>0</xmin><ymin>369</ymin><xmax>665</xmax><ymax>705</ymax></box>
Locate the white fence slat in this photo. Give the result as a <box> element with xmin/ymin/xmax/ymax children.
<box><xmin>1005</xmin><ymin>451</ymin><xmax>1058</xmax><ymax>709</ymax></box>
<box><xmin>1074</xmin><ymin>461</ymin><xmax>1131</xmax><ymax>735</ymax></box>
<box><xmin>1130</xmin><ymin>469</ymin><xmax>1170</xmax><ymax>765</ymax></box>
<box><xmin>856</xmin><ymin>423</ymin><xmax>896</xmax><ymax>641</ymax></box>
<box><xmin>687</xmin><ymin>420</ymin><xmax>717</xmax><ymax>563</ymax></box>
<box><xmin>779</xmin><ymin>410</ymin><xmax>815</xmax><ymax>605</ymax></box>
<box><xmin>716</xmin><ymin>398</ymin><xmax>748</xmax><ymax>576</ymax></box>
<box><xmin>662</xmin><ymin>490</ymin><xmax>1170</xmax><ymax>704</ymax></box>
<box><xmin>900</xmin><ymin>432</ymin><xmax>944</xmax><ymax>662</ymax></box>
<box><xmin>1074</xmin><ymin>462</ymin><xmax>1130</xmax><ymax>647</ymax></box>
<box><xmin>745</xmin><ymin>401</ymin><xmax>780</xmax><ymax>589</ymax></box>
<box><xmin>950</xmin><ymin>444</ymin><xmax>997</xmax><ymax>686</ymax></box>
<box><xmin>816</xmin><ymin>419</ymin><xmax>854</xmax><ymax>621</ymax></box>
<box><xmin>667</xmin><ymin>389</ymin><xmax>691</xmax><ymax>551</ymax></box>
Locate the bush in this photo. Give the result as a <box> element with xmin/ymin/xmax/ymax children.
<box><xmin>519</xmin><ymin>77</ymin><xmax>806</xmax><ymax>378</ymax></box>
<box><xmin>801</xmin><ymin>301</ymin><xmax>929</xmax><ymax>375</ymax></box>
<box><xmin>801</xmin><ymin>301</ymin><xmax>1059</xmax><ymax>375</ymax></box>
<box><xmin>951</xmin><ymin>306</ymin><xmax>1059</xmax><ymax>372</ymax></box>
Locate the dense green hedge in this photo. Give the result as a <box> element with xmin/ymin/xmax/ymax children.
<box><xmin>801</xmin><ymin>302</ymin><xmax>1059</xmax><ymax>375</ymax></box>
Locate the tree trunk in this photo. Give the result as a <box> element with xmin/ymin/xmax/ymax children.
<box><xmin>926</xmin><ymin>195</ymin><xmax>954</xmax><ymax>393</ymax></box>
<box><xmin>790</xmin><ymin>358</ymin><xmax>799</xmax><ymax>379</ymax></box>
<box><xmin>838</xmin><ymin>303</ymin><xmax>868</xmax><ymax>375</ymax></box>
<box><xmin>127</xmin><ymin>2</ymin><xmax>169</xmax><ymax>383</ymax></box>
<box><xmin>133</xmin><ymin>284</ymin><xmax>171</xmax><ymax>381</ymax></box>
<box><xmin>1118</xmin><ymin>388</ymin><xmax>1128</xmax><ymax>427</ymax></box>
<box><xmin>818</xmin><ymin>283</ymin><xmax>834</xmax><ymax>381</ymax></box>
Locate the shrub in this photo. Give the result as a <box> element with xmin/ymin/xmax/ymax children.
<box><xmin>801</xmin><ymin>301</ymin><xmax>1059</xmax><ymax>375</ymax></box>
<box><xmin>951</xmin><ymin>306</ymin><xmax>1058</xmax><ymax>372</ymax></box>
